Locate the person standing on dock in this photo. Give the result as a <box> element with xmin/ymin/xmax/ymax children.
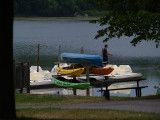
<box><xmin>103</xmin><ymin>44</ymin><xmax>112</xmax><ymax>66</ymax></box>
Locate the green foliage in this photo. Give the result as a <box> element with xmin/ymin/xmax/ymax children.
<box><xmin>14</xmin><ymin>0</ymin><xmax>96</xmax><ymax>17</ymax></box>
<box><xmin>87</xmin><ymin>0</ymin><xmax>160</xmax><ymax>48</ymax></box>
<box><xmin>154</xmin><ymin>63</ymin><xmax>160</xmax><ymax>95</ymax></box>
<box><xmin>154</xmin><ymin>83</ymin><xmax>160</xmax><ymax>95</ymax></box>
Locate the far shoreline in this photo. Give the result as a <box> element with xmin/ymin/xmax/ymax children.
<box><xmin>14</xmin><ymin>17</ymin><xmax>99</xmax><ymax>21</ymax></box>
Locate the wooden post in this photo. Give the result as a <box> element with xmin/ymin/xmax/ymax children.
<box><xmin>137</xmin><ymin>80</ymin><xmax>140</xmax><ymax>97</ymax></box>
<box><xmin>81</xmin><ymin>47</ymin><xmax>83</xmax><ymax>54</ymax></box>
<box><xmin>104</xmin><ymin>76</ymin><xmax>110</xmax><ymax>100</ymax></box>
<box><xmin>37</xmin><ymin>44</ymin><xmax>40</xmax><ymax>72</ymax></box>
<box><xmin>20</xmin><ymin>63</ymin><xmax>24</xmax><ymax>93</ymax></box>
<box><xmin>73</xmin><ymin>76</ymin><xmax>77</xmax><ymax>95</ymax></box>
<box><xmin>58</xmin><ymin>45</ymin><xmax>61</xmax><ymax>67</ymax></box>
<box><xmin>26</xmin><ymin>62</ymin><xmax>30</xmax><ymax>93</ymax></box>
<box><xmin>15</xmin><ymin>63</ymin><xmax>22</xmax><ymax>90</ymax></box>
<box><xmin>86</xmin><ymin>65</ymin><xmax>90</xmax><ymax>96</ymax></box>
<box><xmin>104</xmin><ymin>82</ymin><xmax>110</xmax><ymax>100</ymax></box>
<box><xmin>101</xmin><ymin>48</ymin><xmax>104</xmax><ymax>58</ymax></box>
<box><xmin>101</xmin><ymin>87</ymin><xmax>103</xmax><ymax>96</ymax></box>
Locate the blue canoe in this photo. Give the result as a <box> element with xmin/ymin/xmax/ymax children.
<box><xmin>60</xmin><ymin>53</ymin><xmax>103</xmax><ymax>67</ymax></box>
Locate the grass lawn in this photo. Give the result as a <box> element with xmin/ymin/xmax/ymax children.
<box><xmin>15</xmin><ymin>92</ymin><xmax>106</xmax><ymax>107</ymax></box>
<box><xmin>16</xmin><ymin>108</ymin><xmax>160</xmax><ymax>120</ymax></box>
<box><xmin>15</xmin><ymin>92</ymin><xmax>160</xmax><ymax>107</ymax></box>
<box><xmin>15</xmin><ymin>93</ymin><xmax>160</xmax><ymax>120</ymax></box>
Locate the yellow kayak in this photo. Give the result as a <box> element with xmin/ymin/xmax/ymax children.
<box><xmin>54</xmin><ymin>67</ymin><xmax>84</xmax><ymax>76</ymax></box>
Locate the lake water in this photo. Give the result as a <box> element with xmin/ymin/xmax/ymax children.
<box><xmin>13</xmin><ymin>20</ymin><xmax>160</xmax><ymax>97</ymax></box>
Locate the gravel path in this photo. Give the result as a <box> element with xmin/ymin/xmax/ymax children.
<box><xmin>17</xmin><ymin>100</ymin><xmax>160</xmax><ymax>114</ymax></box>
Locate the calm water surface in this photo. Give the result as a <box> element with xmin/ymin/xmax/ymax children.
<box><xmin>13</xmin><ymin>20</ymin><xmax>160</xmax><ymax>96</ymax></box>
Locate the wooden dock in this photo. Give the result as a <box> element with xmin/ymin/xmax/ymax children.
<box><xmin>14</xmin><ymin>62</ymin><xmax>148</xmax><ymax>100</ymax></box>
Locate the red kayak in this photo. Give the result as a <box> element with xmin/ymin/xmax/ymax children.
<box><xmin>89</xmin><ymin>67</ymin><xmax>114</xmax><ymax>75</ymax></box>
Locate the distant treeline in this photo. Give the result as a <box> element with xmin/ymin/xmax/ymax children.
<box><xmin>14</xmin><ymin>0</ymin><xmax>105</xmax><ymax>17</ymax></box>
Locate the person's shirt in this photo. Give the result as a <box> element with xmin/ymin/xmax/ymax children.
<box><xmin>103</xmin><ymin>48</ymin><xmax>108</xmax><ymax>61</ymax></box>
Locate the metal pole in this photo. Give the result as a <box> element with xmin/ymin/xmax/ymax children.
<box><xmin>37</xmin><ymin>44</ymin><xmax>40</xmax><ymax>72</ymax></box>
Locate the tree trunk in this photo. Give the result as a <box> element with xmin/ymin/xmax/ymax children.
<box><xmin>0</xmin><ymin>0</ymin><xmax>16</xmax><ymax>119</ymax></box>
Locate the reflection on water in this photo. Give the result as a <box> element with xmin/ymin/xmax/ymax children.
<box><xmin>13</xmin><ymin>20</ymin><xmax>160</xmax><ymax>96</ymax></box>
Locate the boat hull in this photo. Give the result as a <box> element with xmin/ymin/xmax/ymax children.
<box><xmin>51</xmin><ymin>77</ymin><xmax>90</xmax><ymax>90</ymax></box>
<box><xmin>90</xmin><ymin>67</ymin><xmax>114</xmax><ymax>75</ymax></box>
<box><xmin>54</xmin><ymin>67</ymin><xmax>84</xmax><ymax>76</ymax></box>
<box><xmin>60</xmin><ymin>53</ymin><xmax>103</xmax><ymax>67</ymax></box>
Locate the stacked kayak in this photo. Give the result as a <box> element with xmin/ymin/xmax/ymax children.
<box><xmin>90</xmin><ymin>67</ymin><xmax>114</xmax><ymax>75</ymax></box>
<box><xmin>59</xmin><ymin>53</ymin><xmax>114</xmax><ymax>75</ymax></box>
<box><xmin>51</xmin><ymin>77</ymin><xmax>90</xmax><ymax>90</ymax></box>
<box><xmin>54</xmin><ymin>65</ymin><xmax>114</xmax><ymax>76</ymax></box>
<box><xmin>60</xmin><ymin>53</ymin><xmax>103</xmax><ymax>67</ymax></box>
<box><xmin>51</xmin><ymin>52</ymin><xmax>113</xmax><ymax>89</ymax></box>
<box><xmin>54</xmin><ymin>67</ymin><xmax>84</xmax><ymax>76</ymax></box>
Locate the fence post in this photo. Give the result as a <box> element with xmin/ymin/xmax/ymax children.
<box><xmin>20</xmin><ymin>62</ymin><xmax>24</xmax><ymax>93</ymax></box>
<box><xmin>15</xmin><ymin>62</ymin><xmax>30</xmax><ymax>93</ymax></box>
<box><xmin>24</xmin><ymin>62</ymin><xmax>30</xmax><ymax>93</ymax></box>
<box><xmin>15</xmin><ymin>63</ymin><xmax>20</xmax><ymax>90</ymax></box>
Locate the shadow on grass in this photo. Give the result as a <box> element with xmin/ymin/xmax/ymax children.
<box><xmin>15</xmin><ymin>117</ymin><xmax>97</xmax><ymax>120</ymax></box>
<box><xmin>16</xmin><ymin>118</ymin><xmax>68</xmax><ymax>120</ymax></box>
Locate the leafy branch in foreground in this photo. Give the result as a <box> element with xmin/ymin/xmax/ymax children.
<box><xmin>92</xmin><ymin>11</ymin><xmax>160</xmax><ymax>47</ymax></box>
<box><xmin>154</xmin><ymin>63</ymin><xmax>160</xmax><ymax>95</ymax></box>
<box><xmin>154</xmin><ymin>83</ymin><xmax>160</xmax><ymax>95</ymax></box>
<box><xmin>87</xmin><ymin>0</ymin><xmax>160</xmax><ymax>48</ymax></box>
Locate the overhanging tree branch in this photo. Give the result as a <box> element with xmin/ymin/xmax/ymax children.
<box><xmin>87</xmin><ymin>0</ymin><xmax>160</xmax><ymax>48</ymax></box>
